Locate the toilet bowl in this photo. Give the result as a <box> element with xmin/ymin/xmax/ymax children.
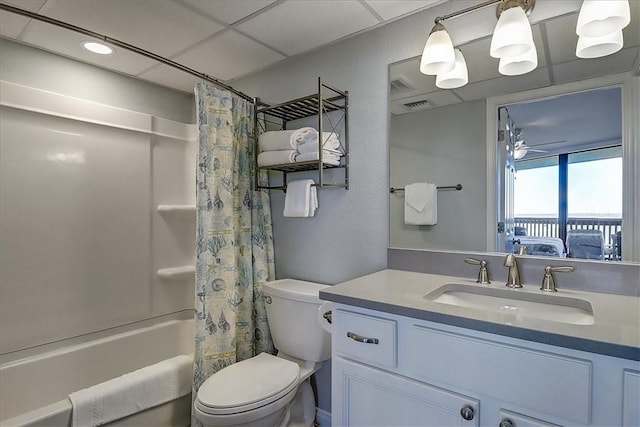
<box><xmin>194</xmin><ymin>279</ymin><xmax>332</xmax><ymax>427</ymax></box>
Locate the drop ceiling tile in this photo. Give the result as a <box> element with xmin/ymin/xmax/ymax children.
<box><xmin>136</xmin><ymin>64</ymin><xmax>200</xmax><ymax>93</ymax></box>
<box><xmin>179</xmin><ymin>0</ymin><xmax>277</xmax><ymax>25</ymax></box>
<box><xmin>42</xmin><ymin>0</ymin><xmax>224</xmax><ymax>57</ymax></box>
<box><xmin>142</xmin><ymin>30</ymin><xmax>285</xmax><ymax>83</ymax></box>
<box><xmin>0</xmin><ymin>0</ymin><xmax>46</xmax><ymax>38</ymax></box>
<box><xmin>544</xmin><ymin>13</ymin><xmax>579</xmax><ymax>64</ymax></box>
<box><xmin>236</xmin><ymin>0</ymin><xmax>379</xmax><ymax>56</ymax></box>
<box><xmin>454</xmin><ymin>67</ymin><xmax>551</xmax><ymax>101</ymax></box>
<box><xmin>21</xmin><ymin>21</ymin><xmax>157</xmax><ymax>75</ymax></box>
<box><xmin>363</xmin><ymin>0</ymin><xmax>440</xmax><ymax>21</ymax></box>
<box><xmin>552</xmin><ymin>47</ymin><xmax>639</xmax><ymax>85</ymax></box>
<box><xmin>389</xmin><ymin>56</ymin><xmax>438</xmax><ymax>100</ymax></box>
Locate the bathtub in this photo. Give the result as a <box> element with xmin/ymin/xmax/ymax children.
<box><xmin>1</xmin><ymin>314</ymin><xmax>195</xmax><ymax>427</ymax></box>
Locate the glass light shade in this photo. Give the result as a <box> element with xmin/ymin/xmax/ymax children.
<box><xmin>499</xmin><ymin>44</ymin><xmax>538</xmax><ymax>75</ymax></box>
<box><xmin>576</xmin><ymin>31</ymin><xmax>624</xmax><ymax>58</ymax></box>
<box><xmin>576</xmin><ymin>0</ymin><xmax>630</xmax><ymax>37</ymax></box>
<box><xmin>490</xmin><ymin>6</ymin><xmax>535</xmax><ymax>58</ymax></box>
<box><xmin>514</xmin><ymin>148</ymin><xmax>527</xmax><ymax>160</ymax></box>
<box><xmin>420</xmin><ymin>25</ymin><xmax>456</xmax><ymax>75</ymax></box>
<box><xmin>436</xmin><ymin>49</ymin><xmax>468</xmax><ymax>89</ymax></box>
<box><xmin>82</xmin><ymin>41</ymin><xmax>113</xmax><ymax>55</ymax></box>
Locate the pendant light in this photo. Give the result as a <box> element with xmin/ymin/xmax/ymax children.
<box><xmin>420</xmin><ymin>22</ymin><xmax>456</xmax><ymax>75</ymax></box>
<box><xmin>490</xmin><ymin>1</ymin><xmax>536</xmax><ymax>59</ymax></box>
<box><xmin>436</xmin><ymin>48</ymin><xmax>468</xmax><ymax>89</ymax></box>
<box><xmin>499</xmin><ymin>44</ymin><xmax>538</xmax><ymax>76</ymax></box>
<box><xmin>576</xmin><ymin>30</ymin><xmax>624</xmax><ymax>58</ymax></box>
<box><xmin>576</xmin><ymin>0</ymin><xmax>631</xmax><ymax>37</ymax></box>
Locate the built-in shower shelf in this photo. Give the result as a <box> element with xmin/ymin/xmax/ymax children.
<box><xmin>157</xmin><ymin>204</ymin><xmax>196</xmax><ymax>213</ymax></box>
<box><xmin>157</xmin><ymin>265</ymin><xmax>195</xmax><ymax>279</ymax></box>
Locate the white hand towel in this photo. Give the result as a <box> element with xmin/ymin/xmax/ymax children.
<box><xmin>257</xmin><ymin>150</ymin><xmax>297</xmax><ymax>166</ymax></box>
<box><xmin>258</xmin><ymin>127</ymin><xmax>316</xmax><ymax>152</ymax></box>
<box><xmin>69</xmin><ymin>354</ymin><xmax>192</xmax><ymax>427</ymax></box>
<box><xmin>284</xmin><ymin>179</ymin><xmax>315</xmax><ymax>217</ymax></box>
<box><xmin>297</xmin><ymin>132</ymin><xmax>341</xmax><ymax>153</ymax></box>
<box><xmin>404</xmin><ymin>183</ymin><xmax>437</xmax><ymax>225</ymax></box>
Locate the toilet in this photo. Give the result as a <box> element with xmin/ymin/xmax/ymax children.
<box><xmin>194</xmin><ymin>279</ymin><xmax>332</xmax><ymax>427</ymax></box>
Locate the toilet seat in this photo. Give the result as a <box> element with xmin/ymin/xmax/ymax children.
<box><xmin>196</xmin><ymin>353</ymin><xmax>300</xmax><ymax>417</ymax></box>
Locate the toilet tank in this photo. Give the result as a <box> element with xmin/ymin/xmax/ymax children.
<box><xmin>262</xmin><ymin>279</ymin><xmax>331</xmax><ymax>362</ymax></box>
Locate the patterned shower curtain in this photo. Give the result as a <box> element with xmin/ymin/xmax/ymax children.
<box><xmin>192</xmin><ymin>83</ymin><xmax>276</xmax><ymax>425</ymax></box>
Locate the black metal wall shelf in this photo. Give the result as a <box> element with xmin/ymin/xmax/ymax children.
<box><xmin>254</xmin><ymin>77</ymin><xmax>349</xmax><ymax>192</ymax></box>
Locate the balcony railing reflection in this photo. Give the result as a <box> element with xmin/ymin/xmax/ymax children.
<box><xmin>514</xmin><ymin>217</ymin><xmax>622</xmax><ymax>260</ymax></box>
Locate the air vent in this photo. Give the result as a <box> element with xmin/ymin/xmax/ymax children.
<box><xmin>390</xmin><ymin>77</ymin><xmax>413</xmax><ymax>92</ymax></box>
<box><xmin>403</xmin><ymin>99</ymin><xmax>430</xmax><ymax>109</ymax></box>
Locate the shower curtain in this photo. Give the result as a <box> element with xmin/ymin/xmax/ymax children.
<box><xmin>192</xmin><ymin>83</ymin><xmax>276</xmax><ymax>424</ymax></box>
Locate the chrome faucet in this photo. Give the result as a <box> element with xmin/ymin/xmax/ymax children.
<box><xmin>504</xmin><ymin>253</ymin><xmax>522</xmax><ymax>288</ymax></box>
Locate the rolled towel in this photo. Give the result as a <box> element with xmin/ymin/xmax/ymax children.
<box><xmin>296</xmin><ymin>151</ymin><xmax>341</xmax><ymax>165</ymax></box>
<box><xmin>297</xmin><ymin>132</ymin><xmax>341</xmax><ymax>153</ymax></box>
<box><xmin>259</xmin><ymin>127</ymin><xmax>316</xmax><ymax>152</ymax></box>
<box><xmin>258</xmin><ymin>150</ymin><xmax>297</xmax><ymax>166</ymax></box>
<box><xmin>69</xmin><ymin>354</ymin><xmax>192</xmax><ymax>427</ymax></box>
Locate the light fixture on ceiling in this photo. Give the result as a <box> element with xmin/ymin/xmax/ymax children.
<box><xmin>576</xmin><ymin>0</ymin><xmax>631</xmax><ymax>37</ymax></box>
<box><xmin>499</xmin><ymin>43</ymin><xmax>538</xmax><ymax>76</ymax></box>
<box><xmin>420</xmin><ymin>22</ymin><xmax>455</xmax><ymax>75</ymax></box>
<box><xmin>575</xmin><ymin>0</ymin><xmax>630</xmax><ymax>58</ymax></box>
<box><xmin>576</xmin><ymin>30</ymin><xmax>624</xmax><ymax>58</ymax></box>
<box><xmin>436</xmin><ymin>48</ymin><xmax>468</xmax><ymax>89</ymax></box>
<box><xmin>418</xmin><ymin>0</ymin><xmax>631</xmax><ymax>88</ymax></box>
<box><xmin>490</xmin><ymin>0</ymin><xmax>536</xmax><ymax>59</ymax></box>
<box><xmin>82</xmin><ymin>41</ymin><xmax>113</xmax><ymax>55</ymax></box>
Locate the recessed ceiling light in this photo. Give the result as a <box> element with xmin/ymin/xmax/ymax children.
<box><xmin>82</xmin><ymin>41</ymin><xmax>113</xmax><ymax>55</ymax></box>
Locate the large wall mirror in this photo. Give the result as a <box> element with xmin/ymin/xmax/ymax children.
<box><xmin>389</xmin><ymin>6</ymin><xmax>639</xmax><ymax>263</ymax></box>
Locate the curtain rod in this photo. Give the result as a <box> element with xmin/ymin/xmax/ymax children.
<box><xmin>0</xmin><ymin>3</ymin><xmax>255</xmax><ymax>103</ymax></box>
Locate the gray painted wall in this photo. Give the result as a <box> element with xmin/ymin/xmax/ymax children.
<box><xmin>0</xmin><ymin>38</ymin><xmax>195</xmax><ymax>123</ymax></box>
<box><xmin>390</xmin><ymin>100</ymin><xmax>487</xmax><ymax>251</ymax></box>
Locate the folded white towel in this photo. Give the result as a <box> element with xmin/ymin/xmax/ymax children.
<box><xmin>259</xmin><ymin>127</ymin><xmax>316</xmax><ymax>152</ymax></box>
<box><xmin>284</xmin><ymin>179</ymin><xmax>316</xmax><ymax>217</ymax></box>
<box><xmin>257</xmin><ymin>150</ymin><xmax>297</xmax><ymax>166</ymax></box>
<box><xmin>297</xmin><ymin>132</ymin><xmax>341</xmax><ymax>154</ymax></box>
<box><xmin>295</xmin><ymin>151</ymin><xmax>341</xmax><ymax>165</ymax></box>
<box><xmin>69</xmin><ymin>354</ymin><xmax>192</xmax><ymax>427</ymax></box>
<box><xmin>404</xmin><ymin>183</ymin><xmax>437</xmax><ymax>225</ymax></box>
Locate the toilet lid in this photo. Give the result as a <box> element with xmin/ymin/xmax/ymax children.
<box><xmin>197</xmin><ymin>353</ymin><xmax>300</xmax><ymax>415</ymax></box>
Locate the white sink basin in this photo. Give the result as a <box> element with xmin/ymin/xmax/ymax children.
<box><xmin>424</xmin><ymin>283</ymin><xmax>595</xmax><ymax>325</ymax></box>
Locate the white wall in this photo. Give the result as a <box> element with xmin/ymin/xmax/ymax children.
<box><xmin>390</xmin><ymin>100</ymin><xmax>487</xmax><ymax>251</ymax></box>
<box><xmin>0</xmin><ymin>40</ymin><xmax>196</xmax><ymax>356</ymax></box>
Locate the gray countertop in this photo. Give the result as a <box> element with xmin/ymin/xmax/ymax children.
<box><xmin>319</xmin><ymin>269</ymin><xmax>640</xmax><ymax>360</ymax></box>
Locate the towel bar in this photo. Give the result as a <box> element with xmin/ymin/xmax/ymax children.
<box><xmin>390</xmin><ymin>184</ymin><xmax>462</xmax><ymax>193</ymax></box>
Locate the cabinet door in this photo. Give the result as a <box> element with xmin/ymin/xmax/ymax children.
<box><xmin>333</xmin><ymin>357</ymin><xmax>479</xmax><ymax>427</ymax></box>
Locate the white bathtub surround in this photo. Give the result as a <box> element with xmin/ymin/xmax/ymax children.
<box><xmin>69</xmin><ymin>354</ymin><xmax>192</xmax><ymax>427</ymax></box>
<box><xmin>194</xmin><ymin>83</ymin><xmax>276</xmax><ymax>425</ymax></box>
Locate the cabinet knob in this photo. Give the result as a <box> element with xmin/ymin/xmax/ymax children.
<box><xmin>460</xmin><ymin>405</ymin><xmax>475</xmax><ymax>421</ymax></box>
<box><xmin>499</xmin><ymin>418</ymin><xmax>514</xmax><ymax>427</ymax></box>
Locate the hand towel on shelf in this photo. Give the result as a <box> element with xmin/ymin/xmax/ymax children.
<box><xmin>297</xmin><ymin>132</ymin><xmax>341</xmax><ymax>153</ymax></box>
<box><xmin>69</xmin><ymin>354</ymin><xmax>192</xmax><ymax>427</ymax></box>
<box><xmin>257</xmin><ymin>150</ymin><xmax>297</xmax><ymax>166</ymax></box>
<box><xmin>404</xmin><ymin>183</ymin><xmax>437</xmax><ymax>225</ymax></box>
<box><xmin>258</xmin><ymin>127</ymin><xmax>316</xmax><ymax>152</ymax></box>
<box><xmin>284</xmin><ymin>179</ymin><xmax>316</xmax><ymax>217</ymax></box>
<box><xmin>295</xmin><ymin>150</ymin><xmax>341</xmax><ymax>165</ymax></box>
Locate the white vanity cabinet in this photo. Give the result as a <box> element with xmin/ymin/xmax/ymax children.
<box><xmin>331</xmin><ymin>304</ymin><xmax>640</xmax><ymax>427</ymax></box>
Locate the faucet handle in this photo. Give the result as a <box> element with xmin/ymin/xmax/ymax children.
<box><xmin>541</xmin><ymin>265</ymin><xmax>575</xmax><ymax>292</ymax></box>
<box><xmin>464</xmin><ymin>258</ymin><xmax>491</xmax><ymax>284</ymax></box>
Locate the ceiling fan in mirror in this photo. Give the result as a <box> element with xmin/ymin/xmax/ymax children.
<box><xmin>513</xmin><ymin>140</ymin><xmax>548</xmax><ymax>159</ymax></box>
